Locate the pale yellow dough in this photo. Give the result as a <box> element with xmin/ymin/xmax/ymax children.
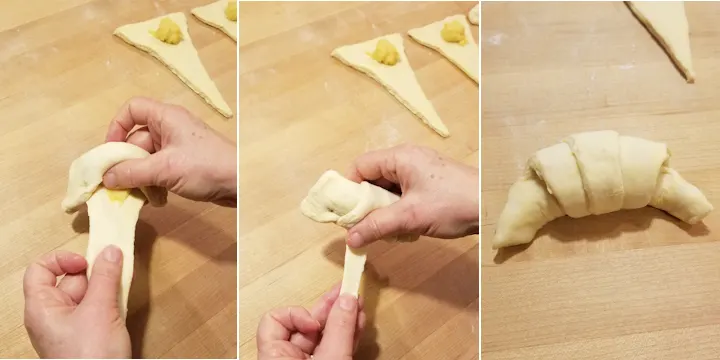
<box><xmin>191</xmin><ymin>0</ymin><xmax>238</xmax><ymax>42</ymax></box>
<box><xmin>494</xmin><ymin>130</ymin><xmax>713</xmax><ymax>249</ymax></box>
<box><xmin>468</xmin><ymin>4</ymin><xmax>479</xmax><ymax>25</ymax></box>
<box><xmin>627</xmin><ymin>1</ymin><xmax>695</xmax><ymax>83</ymax></box>
<box><xmin>408</xmin><ymin>15</ymin><xmax>479</xmax><ymax>83</ymax></box>
<box><xmin>62</xmin><ymin>142</ymin><xmax>168</xmax><ymax>320</ymax></box>
<box><xmin>331</xmin><ymin>34</ymin><xmax>449</xmax><ymax>137</ymax></box>
<box><xmin>114</xmin><ymin>12</ymin><xmax>233</xmax><ymax>118</ymax></box>
<box><xmin>300</xmin><ymin>170</ymin><xmax>409</xmax><ymax>297</ymax></box>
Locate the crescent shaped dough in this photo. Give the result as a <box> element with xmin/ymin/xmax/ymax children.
<box><xmin>62</xmin><ymin>142</ymin><xmax>168</xmax><ymax>319</ymax></box>
<box><xmin>191</xmin><ymin>0</ymin><xmax>238</xmax><ymax>42</ymax></box>
<box><xmin>408</xmin><ymin>15</ymin><xmax>479</xmax><ymax>83</ymax></box>
<box><xmin>300</xmin><ymin>170</ymin><xmax>410</xmax><ymax>297</ymax></box>
<box><xmin>494</xmin><ymin>130</ymin><xmax>713</xmax><ymax>249</ymax></box>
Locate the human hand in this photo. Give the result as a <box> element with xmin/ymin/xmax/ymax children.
<box><xmin>257</xmin><ymin>284</ymin><xmax>366</xmax><ymax>360</ymax></box>
<box><xmin>102</xmin><ymin>97</ymin><xmax>237</xmax><ymax>207</ymax></box>
<box><xmin>345</xmin><ymin>144</ymin><xmax>479</xmax><ymax>247</ymax></box>
<box><xmin>23</xmin><ymin>246</ymin><xmax>131</xmax><ymax>359</ymax></box>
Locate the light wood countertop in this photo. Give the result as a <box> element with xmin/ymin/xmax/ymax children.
<box><xmin>239</xmin><ymin>2</ymin><xmax>478</xmax><ymax>359</ymax></box>
<box><xmin>0</xmin><ymin>0</ymin><xmax>237</xmax><ymax>358</ymax></box>
<box><xmin>482</xmin><ymin>2</ymin><xmax>720</xmax><ymax>358</ymax></box>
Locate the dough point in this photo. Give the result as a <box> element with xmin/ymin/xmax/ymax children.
<box><xmin>494</xmin><ymin>130</ymin><xmax>713</xmax><ymax>249</ymax></box>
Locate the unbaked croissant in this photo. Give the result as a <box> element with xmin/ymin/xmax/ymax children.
<box><xmin>494</xmin><ymin>130</ymin><xmax>713</xmax><ymax>249</ymax></box>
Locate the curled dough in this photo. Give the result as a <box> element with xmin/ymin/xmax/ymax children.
<box><xmin>62</xmin><ymin>142</ymin><xmax>167</xmax><ymax>213</ymax></box>
<box><xmin>62</xmin><ymin>142</ymin><xmax>168</xmax><ymax>320</ymax></box>
<box><xmin>494</xmin><ymin>130</ymin><xmax>713</xmax><ymax>249</ymax></box>
<box><xmin>300</xmin><ymin>170</ymin><xmax>409</xmax><ymax>297</ymax></box>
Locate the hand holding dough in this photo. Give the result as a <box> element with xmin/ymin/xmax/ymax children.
<box><xmin>494</xmin><ymin>130</ymin><xmax>712</xmax><ymax>249</ymax></box>
<box><xmin>62</xmin><ymin>142</ymin><xmax>168</xmax><ymax>319</ymax></box>
<box><xmin>300</xmin><ymin>170</ymin><xmax>407</xmax><ymax>297</ymax></box>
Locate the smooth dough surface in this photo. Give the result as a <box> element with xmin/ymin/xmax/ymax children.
<box><xmin>63</xmin><ymin>142</ymin><xmax>167</xmax><ymax>320</ymax></box>
<box><xmin>114</xmin><ymin>12</ymin><xmax>233</xmax><ymax>117</ymax></box>
<box><xmin>494</xmin><ymin>130</ymin><xmax>713</xmax><ymax>248</ymax></box>
<box><xmin>627</xmin><ymin>1</ymin><xmax>694</xmax><ymax>83</ymax></box>
<box><xmin>468</xmin><ymin>4</ymin><xmax>479</xmax><ymax>25</ymax></box>
<box><xmin>331</xmin><ymin>33</ymin><xmax>449</xmax><ymax>137</ymax></box>
<box><xmin>86</xmin><ymin>187</ymin><xmax>145</xmax><ymax>320</ymax></box>
<box><xmin>62</xmin><ymin>142</ymin><xmax>167</xmax><ymax>213</ymax></box>
<box><xmin>301</xmin><ymin>170</ymin><xmax>405</xmax><ymax>297</ymax></box>
<box><xmin>191</xmin><ymin>0</ymin><xmax>238</xmax><ymax>42</ymax></box>
<box><xmin>408</xmin><ymin>14</ymin><xmax>479</xmax><ymax>83</ymax></box>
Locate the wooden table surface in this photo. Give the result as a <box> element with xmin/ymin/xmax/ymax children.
<box><xmin>0</xmin><ymin>0</ymin><xmax>237</xmax><ymax>358</ymax></box>
<box><xmin>482</xmin><ymin>2</ymin><xmax>720</xmax><ymax>359</ymax></box>
<box><xmin>239</xmin><ymin>2</ymin><xmax>478</xmax><ymax>359</ymax></box>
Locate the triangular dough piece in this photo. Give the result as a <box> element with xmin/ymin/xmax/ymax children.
<box><xmin>627</xmin><ymin>1</ymin><xmax>695</xmax><ymax>83</ymax></box>
<box><xmin>114</xmin><ymin>13</ymin><xmax>233</xmax><ymax>117</ymax></box>
<box><xmin>408</xmin><ymin>15</ymin><xmax>479</xmax><ymax>83</ymax></box>
<box><xmin>191</xmin><ymin>0</ymin><xmax>238</xmax><ymax>42</ymax></box>
<box><xmin>331</xmin><ymin>33</ymin><xmax>449</xmax><ymax>137</ymax></box>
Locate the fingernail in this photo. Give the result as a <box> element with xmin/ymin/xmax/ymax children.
<box><xmin>348</xmin><ymin>232</ymin><xmax>362</xmax><ymax>247</ymax></box>
<box><xmin>338</xmin><ymin>294</ymin><xmax>357</xmax><ymax>311</ymax></box>
<box><xmin>103</xmin><ymin>245</ymin><xmax>121</xmax><ymax>263</ymax></box>
<box><xmin>104</xmin><ymin>173</ymin><xmax>117</xmax><ymax>188</ymax></box>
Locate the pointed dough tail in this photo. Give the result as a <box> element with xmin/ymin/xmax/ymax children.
<box><xmin>650</xmin><ymin>168</ymin><xmax>713</xmax><ymax>224</ymax></box>
<box><xmin>493</xmin><ymin>171</ymin><xmax>565</xmax><ymax>249</ymax></box>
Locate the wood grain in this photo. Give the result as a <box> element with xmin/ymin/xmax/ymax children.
<box><xmin>239</xmin><ymin>2</ymin><xmax>478</xmax><ymax>359</ymax></box>
<box><xmin>482</xmin><ymin>2</ymin><xmax>720</xmax><ymax>358</ymax></box>
<box><xmin>0</xmin><ymin>0</ymin><xmax>237</xmax><ymax>358</ymax></box>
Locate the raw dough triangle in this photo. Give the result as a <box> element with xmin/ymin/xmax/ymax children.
<box><xmin>408</xmin><ymin>15</ymin><xmax>479</xmax><ymax>83</ymax></box>
<box><xmin>114</xmin><ymin>12</ymin><xmax>233</xmax><ymax>117</ymax></box>
<box><xmin>332</xmin><ymin>33</ymin><xmax>449</xmax><ymax>137</ymax></box>
<box><xmin>191</xmin><ymin>0</ymin><xmax>238</xmax><ymax>42</ymax></box>
<box><xmin>627</xmin><ymin>1</ymin><xmax>695</xmax><ymax>83</ymax></box>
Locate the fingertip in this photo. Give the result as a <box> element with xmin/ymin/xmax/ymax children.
<box><xmin>347</xmin><ymin>231</ymin><xmax>365</xmax><ymax>248</ymax></box>
<box><xmin>103</xmin><ymin>172</ymin><xmax>118</xmax><ymax>189</ymax></box>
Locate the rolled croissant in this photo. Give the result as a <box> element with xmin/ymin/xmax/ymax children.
<box><xmin>494</xmin><ymin>130</ymin><xmax>713</xmax><ymax>249</ymax></box>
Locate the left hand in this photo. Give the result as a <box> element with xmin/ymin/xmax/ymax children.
<box><xmin>23</xmin><ymin>246</ymin><xmax>131</xmax><ymax>358</ymax></box>
<box><xmin>257</xmin><ymin>284</ymin><xmax>366</xmax><ymax>360</ymax></box>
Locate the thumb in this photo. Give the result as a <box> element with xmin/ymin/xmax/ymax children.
<box><xmin>314</xmin><ymin>294</ymin><xmax>358</xmax><ymax>358</ymax></box>
<box><xmin>103</xmin><ymin>154</ymin><xmax>167</xmax><ymax>190</ymax></box>
<box><xmin>83</xmin><ymin>245</ymin><xmax>123</xmax><ymax>310</ymax></box>
<box><xmin>347</xmin><ymin>200</ymin><xmax>416</xmax><ymax>247</ymax></box>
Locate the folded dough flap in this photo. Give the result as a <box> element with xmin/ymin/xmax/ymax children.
<box><xmin>529</xmin><ymin>142</ymin><xmax>589</xmax><ymax>219</ymax></box>
<box><xmin>650</xmin><ymin>167</ymin><xmax>713</xmax><ymax>224</ymax></box>
<box><xmin>563</xmin><ymin>130</ymin><xmax>624</xmax><ymax>215</ymax></box>
<box><xmin>493</xmin><ymin>171</ymin><xmax>565</xmax><ymax>249</ymax></box>
<box><xmin>62</xmin><ymin>142</ymin><xmax>168</xmax><ymax>214</ymax></box>
<box><xmin>300</xmin><ymin>170</ymin><xmax>361</xmax><ymax>223</ymax></box>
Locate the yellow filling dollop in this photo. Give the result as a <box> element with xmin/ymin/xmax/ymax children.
<box><xmin>225</xmin><ymin>1</ymin><xmax>237</xmax><ymax>21</ymax></box>
<box><xmin>105</xmin><ymin>188</ymin><xmax>131</xmax><ymax>204</ymax></box>
<box><xmin>440</xmin><ymin>21</ymin><xmax>467</xmax><ymax>46</ymax></box>
<box><xmin>150</xmin><ymin>18</ymin><xmax>183</xmax><ymax>44</ymax></box>
<box><xmin>368</xmin><ymin>39</ymin><xmax>400</xmax><ymax>66</ymax></box>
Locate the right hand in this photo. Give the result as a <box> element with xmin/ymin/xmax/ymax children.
<box><xmin>257</xmin><ymin>284</ymin><xmax>365</xmax><ymax>360</ymax></box>
<box><xmin>102</xmin><ymin>97</ymin><xmax>237</xmax><ymax>207</ymax></box>
<box><xmin>345</xmin><ymin>144</ymin><xmax>479</xmax><ymax>248</ymax></box>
